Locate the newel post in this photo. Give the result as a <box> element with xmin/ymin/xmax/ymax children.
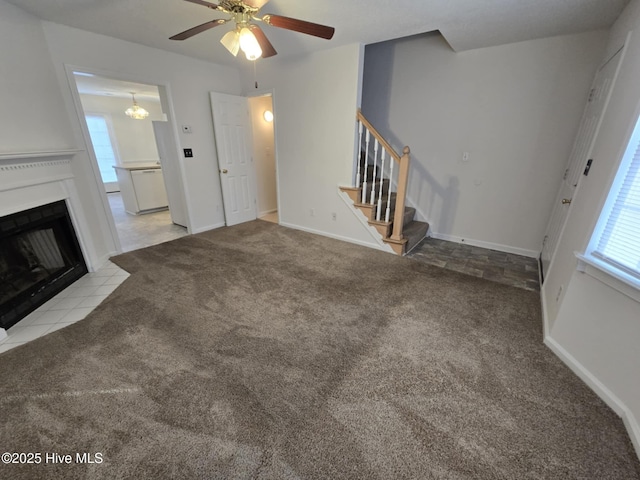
<box><xmin>390</xmin><ymin>146</ymin><xmax>411</xmax><ymax>241</ymax></box>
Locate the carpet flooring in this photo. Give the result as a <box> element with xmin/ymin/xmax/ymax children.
<box><xmin>0</xmin><ymin>221</ymin><xmax>638</xmax><ymax>479</ymax></box>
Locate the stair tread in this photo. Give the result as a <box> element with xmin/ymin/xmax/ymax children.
<box><xmin>403</xmin><ymin>221</ymin><xmax>429</xmax><ymax>253</ymax></box>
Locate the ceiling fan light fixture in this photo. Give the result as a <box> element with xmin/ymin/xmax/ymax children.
<box><xmin>220</xmin><ymin>29</ymin><xmax>240</xmax><ymax>56</ymax></box>
<box><xmin>125</xmin><ymin>93</ymin><xmax>149</xmax><ymax>120</ymax></box>
<box><xmin>239</xmin><ymin>27</ymin><xmax>262</xmax><ymax>61</ymax></box>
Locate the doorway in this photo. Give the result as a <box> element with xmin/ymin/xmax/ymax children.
<box><xmin>248</xmin><ymin>94</ymin><xmax>278</xmax><ymax>223</ymax></box>
<box><xmin>71</xmin><ymin>72</ymin><xmax>188</xmax><ymax>252</ymax></box>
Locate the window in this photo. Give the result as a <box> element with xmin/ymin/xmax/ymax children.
<box><xmin>85</xmin><ymin>115</ymin><xmax>118</xmax><ymax>184</ymax></box>
<box><xmin>585</xmin><ymin>112</ymin><xmax>640</xmax><ymax>289</ymax></box>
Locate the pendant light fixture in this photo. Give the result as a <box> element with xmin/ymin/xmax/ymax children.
<box><xmin>125</xmin><ymin>93</ymin><xmax>149</xmax><ymax>120</ymax></box>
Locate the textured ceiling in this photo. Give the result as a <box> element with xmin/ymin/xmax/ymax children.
<box><xmin>7</xmin><ymin>0</ymin><xmax>630</xmax><ymax>67</ymax></box>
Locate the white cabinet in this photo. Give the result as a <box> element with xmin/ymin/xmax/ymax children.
<box><xmin>114</xmin><ymin>166</ymin><xmax>169</xmax><ymax>214</ymax></box>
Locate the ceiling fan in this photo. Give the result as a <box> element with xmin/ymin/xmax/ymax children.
<box><xmin>170</xmin><ymin>0</ymin><xmax>335</xmax><ymax>61</ymax></box>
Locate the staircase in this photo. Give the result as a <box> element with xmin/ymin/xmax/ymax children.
<box><xmin>340</xmin><ymin>110</ymin><xmax>429</xmax><ymax>255</ymax></box>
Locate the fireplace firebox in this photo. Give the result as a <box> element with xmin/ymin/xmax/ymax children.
<box><xmin>0</xmin><ymin>201</ymin><xmax>88</xmax><ymax>330</ymax></box>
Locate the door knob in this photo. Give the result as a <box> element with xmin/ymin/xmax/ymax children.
<box><xmin>220</xmin><ymin>169</ymin><xmax>228</xmax><ymax>174</ymax></box>
<box><xmin>562</xmin><ymin>198</ymin><xmax>572</xmax><ymax>205</ymax></box>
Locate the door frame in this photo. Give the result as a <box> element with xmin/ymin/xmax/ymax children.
<box><xmin>247</xmin><ymin>89</ymin><xmax>280</xmax><ymax>222</ymax></box>
<box><xmin>540</xmin><ymin>41</ymin><xmax>627</xmax><ymax>281</ymax></box>
<box><xmin>64</xmin><ymin>64</ymin><xmax>194</xmax><ymax>254</ymax></box>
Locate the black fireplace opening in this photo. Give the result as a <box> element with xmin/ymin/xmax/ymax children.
<box><xmin>0</xmin><ymin>201</ymin><xmax>88</xmax><ymax>330</ymax></box>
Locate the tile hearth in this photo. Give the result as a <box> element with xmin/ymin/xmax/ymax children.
<box><xmin>0</xmin><ymin>261</ymin><xmax>128</xmax><ymax>354</ymax></box>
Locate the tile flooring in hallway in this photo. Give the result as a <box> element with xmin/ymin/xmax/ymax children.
<box><xmin>259</xmin><ymin>211</ymin><xmax>279</xmax><ymax>224</ymax></box>
<box><xmin>108</xmin><ymin>192</ymin><xmax>188</xmax><ymax>252</ymax></box>
<box><xmin>408</xmin><ymin>237</ymin><xmax>540</xmax><ymax>291</ymax></box>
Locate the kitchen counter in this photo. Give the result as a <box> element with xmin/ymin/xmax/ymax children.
<box><xmin>113</xmin><ymin>163</ymin><xmax>162</xmax><ymax>172</ymax></box>
<box><xmin>113</xmin><ymin>165</ymin><xmax>169</xmax><ymax>214</ymax></box>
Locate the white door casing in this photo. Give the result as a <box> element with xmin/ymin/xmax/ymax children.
<box><xmin>152</xmin><ymin>120</ymin><xmax>188</xmax><ymax>227</ymax></box>
<box><xmin>540</xmin><ymin>46</ymin><xmax>625</xmax><ymax>279</ymax></box>
<box><xmin>210</xmin><ymin>92</ymin><xmax>257</xmax><ymax>226</ymax></box>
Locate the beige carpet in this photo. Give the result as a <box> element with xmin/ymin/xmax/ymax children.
<box><xmin>0</xmin><ymin>221</ymin><xmax>638</xmax><ymax>479</ymax></box>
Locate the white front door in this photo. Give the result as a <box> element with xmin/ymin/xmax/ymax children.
<box><xmin>210</xmin><ymin>92</ymin><xmax>257</xmax><ymax>226</ymax></box>
<box><xmin>540</xmin><ymin>47</ymin><xmax>625</xmax><ymax>279</ymax></box>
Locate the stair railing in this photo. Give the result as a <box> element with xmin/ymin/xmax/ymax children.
<box><xmin>356</xmin><ymin>109</ymin><xmax>411</xmax><ymax>241</ymax></box>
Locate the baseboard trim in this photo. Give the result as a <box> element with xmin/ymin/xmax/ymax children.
<box><xmin>0</xmin><ymin>329</ymin><xmax>7</xmax><ymax>342</ymax></box>
<box><xmin>279</xmin><ymin>221</ymin><xmax>391</xmax><ymax>253</ymax></box>
<box><xmin>191</xmin><ymin>222</ymin><xmax>226</xmax><ymax>234</ymax></box>
<box><xmin>544</xmin><ymin>334</ymin><xmax>640</xmax><ymax>460</ymax></box>
<box><xmin>430</xmin><ymin>232</ymin><xmax>539</xmax><ymax>258</ymax></box>
<box><xmin>540</xmin><ymin>284</ymin><xmax>550</xmax><ymax>339</ymax></box>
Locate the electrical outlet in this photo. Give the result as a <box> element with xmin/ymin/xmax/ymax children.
<box><xmin>310</xmin><ymin>209</ymin><xmax>315</xmax><ymax>217</ymax></box>
<box><xmin>462</xmin><ymin>152</ymin><xmax>470</xmax><ymax>162</ymax></box>
<box><xmin>332</xmin><ymin>212</ymin><xmax>337</xmax><ymax>221</ymax></box>
<box><xmin>183</xmin><ymin>148</ymin><xmax>193</xmax><ymax>158</ymax></box>
<box><xmin>182</xmin><ymin>125</ymin><xmax>192</xmax><ymax>134</ymax></box>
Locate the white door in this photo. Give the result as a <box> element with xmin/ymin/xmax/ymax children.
<box><xmin>540</xmin><ymin>47</ymin><xmax>625</xmax><ymax>279</ymax></box>
<box><xmin>152</xmin><ymin>121</ymin><xmax>188</xmax><ymax>228</ymax></box>
<box><xmin>210</xmin><ymin>92</ymin><xmax>257</xmax><ymax>226</ymax></box>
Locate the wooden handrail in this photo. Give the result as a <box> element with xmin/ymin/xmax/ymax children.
<box><xmin>357</xmin><ymin>110</ymin><xmax>401</xmax><ymax>163</ymax></box>
<box><xmin>355</xmin><ymin>109</ymin><xmax>411</xmax><ymax>243</ymax></box>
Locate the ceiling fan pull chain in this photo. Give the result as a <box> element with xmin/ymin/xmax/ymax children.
<box><xmin>254</xmin><ymin>60</ymin><xmax>258</xmax><ymax>89</ymax></box>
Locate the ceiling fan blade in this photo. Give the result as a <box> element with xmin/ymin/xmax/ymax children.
<box><xmin>263</xmin><ymin>14</ymin><xmax>335</xmax><ymax>40</ymax></box>
<box><xmin>183</xmin><ymin>0</ymin><xmax>220</xmax><ymax>10</ymax></box>
<box><xmin>243</xmin><ymin>0</ymin><xmax>270</xmax><ymax>9</ymax></box>
<box><xmin>170</xmin><ymin>19</ymin><xmax>227</xmax><ymax>41</ymax></box>
<box><xmin>249</xmin><ymin>25</ymin><xmax>277</xmax><ymax>58</ymax></box>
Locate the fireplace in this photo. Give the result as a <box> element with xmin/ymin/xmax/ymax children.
<box><xmin>0</xmin><ymin>200</ymin><xmax>87</xmax><ymax>330</ymax></box>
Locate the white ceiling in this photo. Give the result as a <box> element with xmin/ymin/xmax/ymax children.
<box><xmin>7</xmin><ymin>0</ymin><xmax>630</xmax><ymax>67</ymax></box>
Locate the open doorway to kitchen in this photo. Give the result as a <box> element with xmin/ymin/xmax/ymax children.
<box><xmin>71</xmin><ymin>72</ymin><xmax>188</xmax><ymax>252</ymax></box>
<box><xmin>248</xmin><ymin>93</ymin><xmax>278</xmax><ymax>224</ymax></box>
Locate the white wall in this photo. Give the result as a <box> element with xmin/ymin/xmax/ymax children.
<box><xmin>0</xmin><ymin>1</ymin><xmax>113</xmax><ymax>269</ymax></box>
<box><xmin>0</xmin><ymin>1</ymin><xmax>75</xmax><ymax>153</ymax></box>
<box><xmin>41</xmin><ymin>21</ymin><xmax>243</xmax><ymax>238</ymax></box>
<box><xmin>79</xmin><ymin>94</ymin><xmax>163</xmax><ymax>165</ymax></box>
<box><xmin>543</xmin><ymin>0</ymin><xmax>640</xmax><ymax>456</ymax></box>
<box><xmin>362</xmin><ymin>31</ymin><xmax>608</xmax><ymax>256</ymax></box>
<box><xmin>248</xmin><ymin>95</ymin><xmax>277</xmax><ymax>216</ymax></box>
<box><xmin>240</xmin><ymin>44</ymin><xmax>380</xmax><ymax>248</ymax></box>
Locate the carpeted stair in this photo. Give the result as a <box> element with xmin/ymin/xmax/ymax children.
<box><xmin>342</xmin><ymin>164</ymin><xmax>429</xmax><ymax>255</ymax></box>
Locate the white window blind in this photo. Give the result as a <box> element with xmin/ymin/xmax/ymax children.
<box><xmin>590</xmin><ymin>115</ymin><xmax>640</xmax><ymax>281</ymax></box>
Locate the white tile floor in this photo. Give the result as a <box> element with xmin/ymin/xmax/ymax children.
<box><xmin>0</xmin><ymin>261</ymin><xmax>129</xmax><ymax>354</ymax></box>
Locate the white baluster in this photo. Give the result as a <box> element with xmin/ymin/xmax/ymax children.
<box><xmin>386</xmin><ymin>153</ymin><xmax>394</xmax><ymax>222</ymax></box>
<box><xmin>376</xmin><ymin>149</ymin><xmax>385</xmax><ymax>221</ymax></box>
<box><xmin>362</xmin><ymin>129</ymin><xmax>370</xmax><ymax>203</ymax></box>
<box><xmin>370</xmin><ymin>138</ymin><xmax>378</xmax><ymax>205</ymax></box>
<box><xmin>356</xmin><ymin>120</ymin><xmax>363</xmax><ymax>189</ymax></box>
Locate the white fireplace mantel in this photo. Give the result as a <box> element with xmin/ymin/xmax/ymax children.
<box><xmin>0</xmin><ymin>148</ymin><xmax>93</xmax><ymax>266</ymax></box>
<box><xmin>0</xmin><ymin>149</ymin><xmax>82</xmax><ymax>162</ymax></box>
<box><xmin>0</xmin><ymin>149</ymin><xmax>93</xmax><ymax>338</ymax></box>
